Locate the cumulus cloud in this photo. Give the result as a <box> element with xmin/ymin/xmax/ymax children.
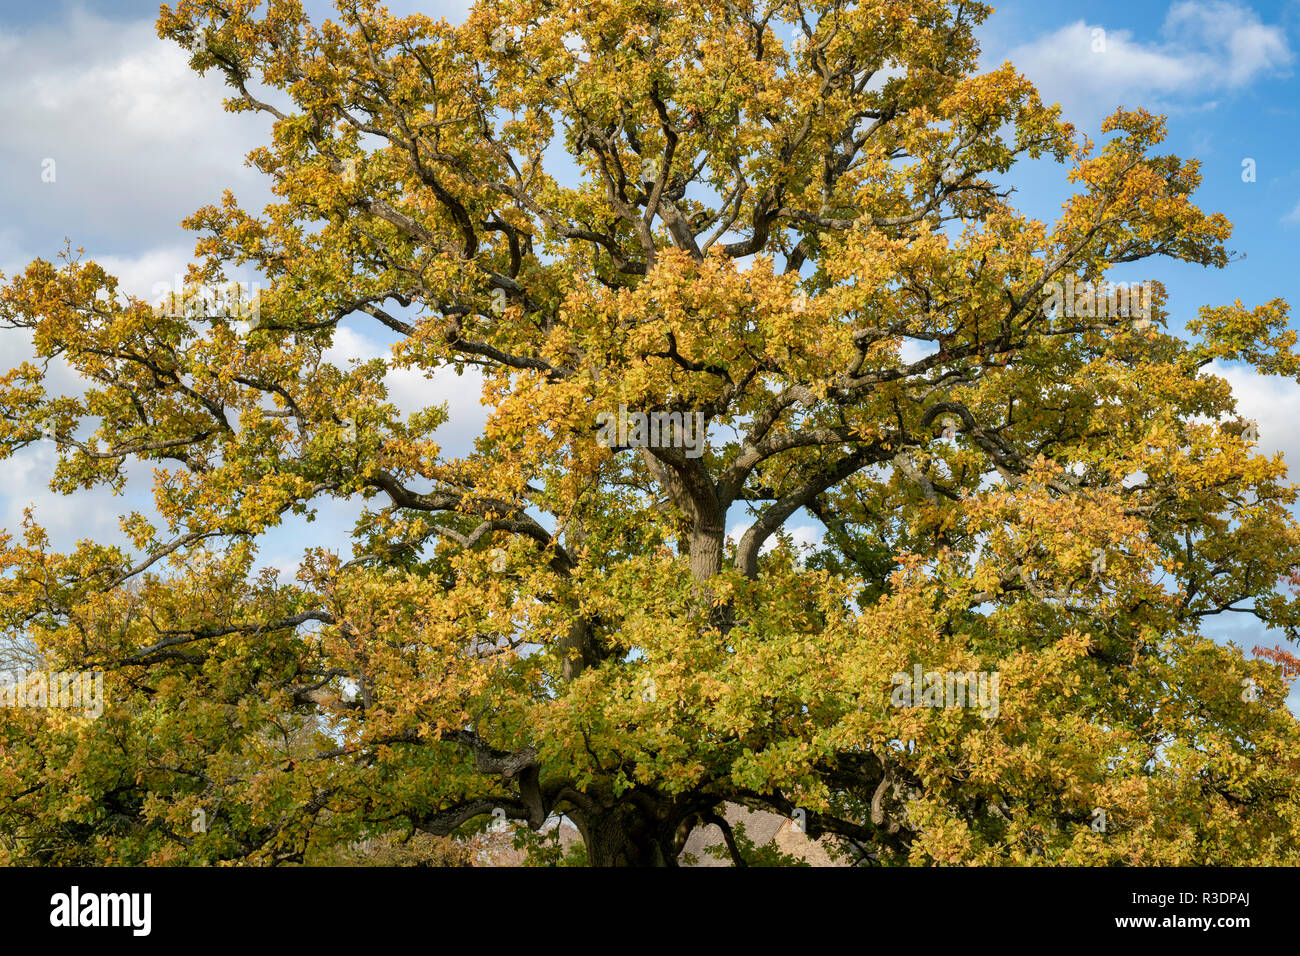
<box><xmin>1209</xmin><ymin>360</ymin><xmax>1300</xmax><ymax>479</ymax></box>
<box><xmin>323</xmin><ymin>323</ymin><xmax>490</xmax><ymax>460</ymax></box>
<box><xmin>1162</xmin><ymin>0</ymin><xmax>1292</xmax><ymax>86</ymax></box>
<box><xmin>727</xmin><ymin>518</ymin><xmax>825</xmax><ymax>556</ymax></box>
<box><xmin>0</xmin><ymin>7</ymin><xmax>269</xmax><ymax>260</ymax></box>
<box><xmin>0</xmin><ymin>441</ymin><xmax>154</xmax><ymax>549</ymax></box>
<box><xmin>94</xmin><ymin>245</ymin><xmax>196</xmax><ymax>301</ymax></box>
<box><xmin>1005</xmin><ymin>2</ymin><xmax>1291</xmax><ymax>121</ymax></box>
<box><xmin>785</xmin><ymin>523</ymin><xmax>825</xmax><ymax>552</ymax></box>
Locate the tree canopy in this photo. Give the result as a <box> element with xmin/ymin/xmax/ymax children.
<box><xmin>2</xmin><ymin>0</ymin><xmax>1300</xmax><ymax>866</ymax></box>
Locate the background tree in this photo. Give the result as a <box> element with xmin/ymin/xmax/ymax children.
<box><xmin>3</xmin><ymin>0</ymin><xmax>1300</xmax><ymax>866</ymax></box>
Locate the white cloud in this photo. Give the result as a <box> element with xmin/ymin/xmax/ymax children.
<box><xmin>1163</xmin><ymin>0</ymin><xmax>1292</xmax><ymax>86</ymax></box>
<box><xmin>786</xmin><ymin>523</ymin><xmax>824</xmax><ymax>552</ymax></box>
<box><xmin>0</xmin><ymin>442</ymin><xmax>142</xmax><ymax>547</ymax></box>
<box><xmin>1210</xmin><ymin>360</ymin><xmax>1300</xmax><ymax>478</ymax></box>
<box><xmin>899</xmin><ymin>338</ymin><xmax>938</xmax><ymax>364</ymax></box>
<box><xmin>324</xmin><ymin>323</ymin><xmax>490</xmax><ymax>458</ymax></box>
<box><xmin>94</xmin><ymin>245</ymin><xmax>196</xmax><ymax>302</ymax></box>
<box><xmin>727</xmin><ymin>519</ymin><xmax>825</xmax><ymax>556</ymax></box>
<box><xmin>1005</xmin><ymin>2</ymin><xmax>1291</xmax><ymax>121</ymax></box>
<box><xmin>0</xmin><ymin>7</ymin><xmax>270</xmax><ymax>256</ymax></box>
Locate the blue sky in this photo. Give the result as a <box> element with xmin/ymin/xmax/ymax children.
<box><xmin>1</xmin><ymin>0</ymin><xmax>1299</xmax><ymax>701</ymax></box>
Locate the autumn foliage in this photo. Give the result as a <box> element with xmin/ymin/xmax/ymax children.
<box><xmin>2</xmin><ymin>0</ymin><xmax>1300</xmax><ymax>865</ymax></box>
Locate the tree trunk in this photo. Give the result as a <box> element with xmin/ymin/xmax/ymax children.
<box><xmin>571</xmin><ymin>803</ymin><xmax>676</xmax><ymax>867</ymax></box>
<box><xmin>559</xmin><ymin>616</ymin><xmax>594</xmax><ymax>680</ymax></box>
<box><xmin>689</xmin><ymin>523</ymin><xmax>724</xmax><ymax>581</ymax></box>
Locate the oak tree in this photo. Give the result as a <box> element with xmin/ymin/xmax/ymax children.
<box><xmin>3</xmin><ymin>0</ymin><xmax>1300</xmax><ymax>865</ymax></box>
